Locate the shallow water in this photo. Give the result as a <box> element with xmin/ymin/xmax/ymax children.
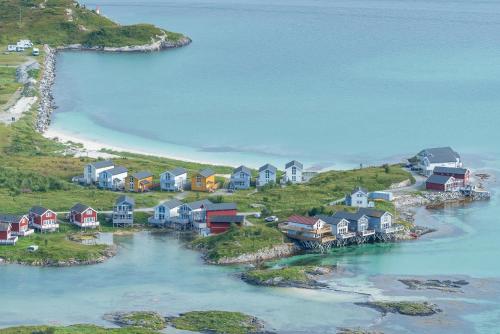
<box><xmin>51</xmin><ymin>0</ymin><xmax>500</xmax><ymax>168</ymax></box>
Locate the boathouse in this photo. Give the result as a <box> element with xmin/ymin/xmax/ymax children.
<box><xmin>426</xmin><ymin>174</ymin><xmax>461</xmax><ymax>192</ymax></box>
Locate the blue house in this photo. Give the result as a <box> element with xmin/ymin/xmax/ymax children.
<box><xmin>345</xmin><ymin>187</ymin><xmax>371</xmax><ymax>208</ymax></box>
<box><xmin>229</xmin><ymin>165</ymin><xmax>252</xmax><ymax>190</ymax></box>
<box><xmin>332</xmin><ymin>211</ymin><xmax>374</xmax><ymax>237</ymax></box>
<box><xmin>357</xmin><ymin>208</ymin><xmax>396</xmax><ymax>234</ymax></box>
<box><xmin>257</xmin><ymin>163</ymin><xmax>277</xmax><ymax>187</ymax></box>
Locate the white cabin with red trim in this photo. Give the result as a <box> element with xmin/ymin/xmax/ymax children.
<box><xmin>29</xmin><ymin>206</ymin><xmax>59</xmax><ymax>232</ymax></box>
<box><xmin>70</xmin><ymin>203</ymin><xmax>99</xmax><ymax>228</ymax></box>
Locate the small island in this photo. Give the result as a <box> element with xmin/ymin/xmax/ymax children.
<box><xmin>241</xmin><ymin>265</ymin><xmax>334</xmax><ymax>289</ymax></box>
<box><xmin>170</xmin><ymin>311</ymin><xmax>268</xmax><ymax>334</ymax></box>
<box><xmin>356</xmin><ymin>301</ymin><xmax>441</xmax><ymax>317</ymax></box>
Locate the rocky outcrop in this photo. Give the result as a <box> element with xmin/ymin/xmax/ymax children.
<box><xmin>212</xmin><ymin>243</ymin><xmax>298</xmax><ymax>265</ymax></box>
<box><xmin>241</xmin><ymin>266</ymin><xmax>334</xmax><ymax>289</ymax></box>
<box><xmin>399</xmin><ymin>278</ymin><xmax>469</xmax><ymax>293</ymax></box>
<box><xmin>58</xmin><ymin>35</ymin><xmax>192</xmax><ymax>52</ymax></box>
<box><xmin>355</xmin><ymin>301</ymin><xmax>441</xmax><ymax>317</ymax></box>
<box><xmin>103</xmin><ymin>311</ymin><xmax>166</xmax><ymax>330</ymax></box>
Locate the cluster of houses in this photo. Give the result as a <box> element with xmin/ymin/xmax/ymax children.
<box><xmin>80</xmin><ymin>159</ymin><xmax>318</xmax><ymax>193</ymax></box>
<box><xmin>6</xmin><ymin>39</ymin><xmax>39</xmax><ymax>55</ymax></box>
<box><xmin>412</xmin><ymin>147</ymin><xmax>471</xmax><ymax>192</ymax></box>
<box><xmin>280</xmin><ymin>207</ymin><xmax>402</xmax><ymax>249</ymax></box>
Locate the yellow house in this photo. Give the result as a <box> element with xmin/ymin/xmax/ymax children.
<box><xmin>191</xmin><ymin>168</ymin><xmax>217</xmax><ymax>192</ymax></box>
<box><xmin>129</xmin><ymin>171</ymin><xmax>154</xmax><ymax>192</ymax></box>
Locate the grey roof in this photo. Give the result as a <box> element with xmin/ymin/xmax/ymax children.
<box><xmin>132</xmin><ymin>171</ymin><xmax>152</xmax><ymax>179</ymax></box>
<box><xmin>105</xmin><ymin>166</ymin><xmax>128</xmax><ymax>176</ymax></box>
<box><xmin>285</xmin><ymin>160</ymin><xmax>303</xmax><ymax>170</ymax></box>
<box><xmin>170</xmin><ymin>167</ymin><xmax>187</xmax><ymax>176</ymax></box>
<box><xmin>315</xmin><ymin>215</ymin><xmax>348</xmax><ymax>226</ymax></box>
<box><xmin>433</xmin><ymin>166</ymin><xmax>469</xmax><ymax>175</ymax></box>
<box><xmin>30</xmin><ymin>206</ymin><xmax>50</xmax><ymax>216</ymax></box>
<box><xmin>332</xmin><ymin>211</ymin><xmax>366</xmax><ymax>222</ymax></box>
<box><xmin>70</xmin><ymin>203</ymin><xmax>94</xmax><ymax>213</ymax></box>
<box><xmin>426</xmin><ymin>174</ymin><xmax>454</xmax><ymax>185</ymax></box>
<box><xmin>210</xmin><ymin>215</ymin><xmax>244</xmax><ymax>224</ymax></box>
<box><xmin>259</xmin><ymin>163</ymin><xmax>277</xmax><ymax>173</ymax></box>
<box><xmin>88</xmin><ymin>160</ymin><xmax>114</xmax><ymax>169</ymax></box>
<box><xmin>159</xmin><ymin>199</ymin><xmax>183</xmax><ymax>209</ymax></box>
<box><xmin>115</xmin><ymin>195</ymin><xmax>135</xmax><ymax>206</ymax></box>
<box><xmin>205</xmin><ymin>202</ymin><xmax>237</xmax><ymax>211</ymax></box>
<box><xmin>198</xmin><ymin>168</ymin><xmax>215</xmax><ymax>178</ymax></box>
<box><xmin>350</xmin><ymin>186</ymin><xmax>368</xmax><ymax>195</ymax></box>
<box><xmin>0</xmin><ymin>214</ymin><xmax>25</xmax><ymax>224</ymax></box>
<box><xmin>0</xmin><ymin>222</ymin><xmax>11</xmax><ymax>232</ymax></box>
<box><xmin>185</xmin><ymin>199</ymin><xmax>213</xmax><ymax>210</ymax></box>
<box><xmin>233</xmin><ymin>165</ymin><xmax>252</xmax><ymax>176</ymax></box>
<box><xmin>419</xmin><ymin>147</ymin><xmax>460</xmax><ymax>163</ymax></box>
<box><xmin>358</xmin><ymin>208</ymin><xmax>391</xmax><ymax>218</ymax></box>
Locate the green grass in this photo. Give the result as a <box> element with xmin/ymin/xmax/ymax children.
<box><xmin>360</xmin><ymin>301</ymin><xmax>438</xmax><ymax>316</ymax></box>
<box><xmin>0</xmin><ymin>0</ymin><xmax>186</xmax><ymax>47</ymax></box>
<box><xmin>191</xmin><ymin>225</ymin><xmax>285</xmax><ymax>262</ymax></box>
<box><xmin>0</xmin><ymin>66</ymin><xmax>22</xmax><ymax>105</ymax></box>
<box><xmin>244</xmin><ymin>266</ymin><xmax>311</xmax><ymax>283</ymax></box>
<box><xmin>119</xmin><ymin>312</ymin><xmax>166</xmax><ymax>330</ymax></box>
<box><xmin>171</xmin><ymin>311</ymin><xmax>263</xmax><ymax>334</ymax></box>
<box><xmin>0</xmin><ymin>324</ymin><xmax>159</xmax><ymax>334</ymax></box>
<box><xmin>0</xmin><ymin>223</ymin><xmax>112</xmax><ymax>265</ymax></box>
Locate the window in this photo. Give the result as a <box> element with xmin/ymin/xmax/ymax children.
<box><xmin>240</xmin><ymin>172</ymin><xmax>245</xmax><ymax>178</ymax></box>
<box><xmin>196</xmin><ymin>176</ymin><xmax>202</xmax><ymax>184</ymax></box>
<box><xmin>292</xmin><ymin>176</ymin><xmax>296</xmax><ymax>181</ymax></box>
<box><xmin>265</xmin><ymin>170</ymin><xmax>270</xmax><ymax>179</ymax></box>
<box><xmin>292</xmin><ymin>167</ymin><xmax>296</xmax><ymax>175</ymax></box>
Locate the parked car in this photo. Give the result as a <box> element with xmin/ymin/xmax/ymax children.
<box><xmin>265</xmin><ymin>216</ymin><xmax>278</xmax><ymax>222</ymax></box>
<box><xmin>27</xmin><ymin>245</ymin><xmax>39</xmax><ymax>252</ymax></box>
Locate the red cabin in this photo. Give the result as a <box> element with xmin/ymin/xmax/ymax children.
<box><xmin>203</xmin><ymin>202</ymin><xmax>241</xmax><ymax>234</ymax></box>
<box><xmin>29</xmin><ymin>206</ymin><xmax>59</xmax><ymax>232</ymax></box>
<box><xmin>0</xmin><ymin>222</ymin><xmax>17</xmax><ymax>245</ymax></box>
<box><xmin>70</xmin><ymin>203</ymin><xmax>99</xmax><ymax>228</ymax></box>
<box><xmin>0</xmin><ymin>214</ymin><xmax>33</xmax><ymax>236</ymax></box>
<box><xmin>426</xmin><ymin>175</ymin><xmax>460</xmax><ymax>192</ymax></box>
<box><xmin>433</xmin><ymin>167</ymin><xmax>470</xmax><ymax>186</ymax></box>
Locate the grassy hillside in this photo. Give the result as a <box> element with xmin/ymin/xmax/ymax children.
<box><xmin>0</xmin><ymin>0</ymin><xmax>185</xmax><ymax>47</ymax></box>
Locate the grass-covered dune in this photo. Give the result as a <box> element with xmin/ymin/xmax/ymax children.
<box><xmin>0</xmin><ymin>0</ymin><xmax>186</xmax><ymax>47</ymax></box>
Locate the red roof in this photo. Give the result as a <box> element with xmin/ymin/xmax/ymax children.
<box><xmin>287</xmin><ymin>215</ymin><xmax>319</xmax><ymax>226</ymax></box>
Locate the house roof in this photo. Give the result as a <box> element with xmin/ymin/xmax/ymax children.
<box><xmin>233</xmin><ymin>165</ymin><xmax>252</xmax><ymax>176</ymax></box>
<box><xmin>433</xmin><ymin>166</ymin><xmax>469</xmax><ymax>175</ymax></box>
<box><xmin>185</xmin><ymin>199</ymin><xmax>213</xmax><ymax>210</ymax></box>
<box><xmin>105</xmin><ymin>166</ymin><xmax>128</xmax><ymax>176</ymax></box>
<box><xmin>426</xmin><ymin>174</ymin><xmax>454</xmax><ymax>185</ymax></box>
<box><xmin>287</xmin><ymin>215</ymin><xmax>320</xmax><ymax>226</ymax></box>
<box><xmin>210</xmin><ymin>215</ymin><xmax>244</xmax><ymax>224</ymax></box>
<box><xmin>0</xmin><ymin>222</ymin><xmax>11</xmax><ymax>232</ymax></box>
<box><xmin>30</xmin><ymin>206</ymin><xmax>50</xmax><ymax>216</ymax></box>
<box><xmin>205</xmin><ymin>202</ymin><xmax>237</xmax><ymax>211</ymax></box>
<box><xmin>70</xmin><ymin>203</ymin><xmax>94</xmax><ymax>213</ymax></box>
<box><xmin>419</xmin><ymin>147</ymin><xmax>460</xmax><ymax>164</ymax></box>
<box><xmin>158</xmin><ymin>199</ymin><xmax>183</xmax><ymax>210</ymax></box>
<box><xmin>0</xmin><ymin>214</ymin><xmax>25</xmax><ymax>224</ymax></box>
<box><xmin>259</xmin><ymin>163</ymin><xmax>277</xmax><ymax>173</ymax></box>
<box><xmin>88</xmin><ymin>160</ymin><xmax>114</xmax><ymax>169</ymax></box>
<box><xmin>171</xmin><ymin>167</ymin><xmax>187</xmax><ymax>176</ymax></box>
<box><xmin>350</xmin><ymin>186</ymin><xmax>368</xmax><ymax>195</ymax></box>
<box><xmin>198</xmin><ymin>168</ymin><xmax>215</xmax><ymax>178</ymax></box>
<box><xmin>285</xmin><ymin>160</ymin><xmax>303</xmax><ymax>170</ymax></box>
<box><xmin>332</xmin><ymin>211</ymin><xmax>366</xmax><ymax>222</ymax></box>
<box><xmin>358</xmin><ymin>208</ymin><xmax>391</xmax><ymax>218</ymax></box>
<box><xmin>315</xmin><ymin>215</ymin><xmax>348</xmax><ymax>226</ymax></box>
<box><xmin>132</xmin><ymin>171</ymin><xmax>153</xmax><ymax>180</ymax></box>
<box><xmin>115</xmin><ymin>195</ymin><xmax>135</xmax><ymax>206</ymax></box>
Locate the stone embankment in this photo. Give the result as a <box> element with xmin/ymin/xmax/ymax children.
<box><xmin>211</xmin><ymin>243</ymin><xmax>298</xmax><ymax>265</ymax></box>
<box><xmin>36</xmin><ymin>44</ymin><xmax>56</xmax><ymax>132</ymax></box>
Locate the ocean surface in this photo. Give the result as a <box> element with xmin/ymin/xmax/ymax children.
<box><xmin>4</xmin><ymin>0</ymin><xmax>499</xmax><ymax>333</ymax></box>
<box><xmin>51</xmin><ymin>0</ymin><xmax>500</xmax><ymax>169</ymax></box>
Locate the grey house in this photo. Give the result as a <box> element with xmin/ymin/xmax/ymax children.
<box><xmin>357</xmin><ymin>208</ymin><xmax>396</xmax><ymax>234</ymax></box>
<box><xmin>317</xmin><ymin>215</ymin><xmax>355</xmax><ymax>240</ymax></box>
<box><xmin>416</xmin><ymin>147</ymin><xmax>462</xmax><ymax>176</ymax></box>
<box><xmin>230</xmin><ymin>165</ymin><xmax>252</xmax><ymax>190</ymax></box>
<box><xmin>257</xmin><ymin>163</ymin><xmax>277</xmax><ymax>187</ymax></box>
<box><xmin>332</xmin><ymin>211</ymin><xmax>374</xmax><ymax>237</ymax></box>
<box><xmin>345</xmin><ymin>187</ymin><xmax>371</xmax><ymax>208</ymax></box>
<box><xmin>113</xmin><ymin>195</ymin><xmax>135</xmax><ymax>227</ymax></box>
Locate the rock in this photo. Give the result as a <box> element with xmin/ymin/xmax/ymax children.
<box><xmin>355</xmin><ymin>301</ymin><xmax>441</xmax><ymax>317</ymax></box>
<box><xmin>213</xmin><ymin>243</ymin><xmax>298</xmax><ymax>265</ymax></box>
<box><xmin>399</xmin><ymin>278</ymin><xmax>469</xmax><ymax>292</ymax></box>
<box><xmin>103</xmin><ymin>311</ymin><xmax>166</xmax><ymax>330</ymax></box>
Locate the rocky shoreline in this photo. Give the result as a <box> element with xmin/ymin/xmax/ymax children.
<box><xmin>0</xmin><ymin>244</ymin><xmax>117</xmax><ymax>267</ymax></box>
<box><xmin>35</xmin><ymin>35</ymin><xmax>191</xmax><ymax>133</ymax></box>
<box><xmin>205</xmin><ymin>243</ymin><xmax>299</xmax><ymax>265</ymax></box>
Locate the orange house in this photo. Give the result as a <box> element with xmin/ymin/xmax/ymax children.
<box><xmin>191</xmin><ymin>168</ymin><xmax>217</xmax><ymax>192</ymax></box>
<box><xmin>129</xmin><ymin>171</ymin><xmax>154</xmax><ymax>192</ymax></box>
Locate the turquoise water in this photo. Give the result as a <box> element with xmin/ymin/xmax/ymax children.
<box><xmin>52</xmin><ymin>0</ymin><xmax>500</xmax><ymax>168</ymax></box>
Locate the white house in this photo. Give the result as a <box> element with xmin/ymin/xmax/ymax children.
<box><xmin>84</xmin><ymin>160</ymin><xmax>114</xmax><ymax>184</ymax></box>
<box><xmin>257</xmin><ymin>163</ymin><xmax>277</xmax><ymax>187</ymax></box>
<box><xmin>415</xmin><ymin>147</ymin><xmax>462</xmax><ymax>176</ymax></box>
<box><xmin>98</xmin><ymin>166</ymin><xmax>128</xmax><ymax>190</ymax></box>
<box><xmin>148</xmin><ymin>199</ymin><xmax>183</xmax><ymax>226</ymax></box>
<box><xmin>160</xmin><ymin>167</ymin><xmax>187</xmax><ymax>191</ymax></box>
<box><xmin>284</xmin><ymin>160</ymin><xmax>303</xmax><ymax>184</ymax></box>
<box><xmin>345</xmin><ymin>187</ymin><xmax>373</xmax><ymax>208</ymax></box>
<box><xmin>319</xmin><ymin>215</ymin><xmax>355</xmax><ymax>239</ymax></box>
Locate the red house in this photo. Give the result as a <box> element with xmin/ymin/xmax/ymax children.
<box><xmin>0</xmin><ymin>222</ymin><xmax>17</xmax><ymax>245</ymax></box>
<box><xmin>203</xmin><ymin>202</ymin><xmax>242</xmax><ymax>234</ymax></box>
<box><xmin>0</xmin><ymin>214</ymin><xmax>33</xmax><ymax>236</ymax></box>
<box><xmin>29</xmin><ymin>206</ymin><xmax>59</xmax><ymax>232</ymax></box>
<box><xmin>69</xmin><ymin>203</ymin><xmax>99</xmax><ymax>229</ymax></box>
<box><xmin>433</xmin><ymin>167</ymin><xmax>471</xmax><ymax>186</ymax></box>
<box><xmin>426</xmin><ymin>174</ymin><xmax>460</xmax><ymax>192</ymax></box>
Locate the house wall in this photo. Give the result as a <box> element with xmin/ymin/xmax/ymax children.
<box><xmin>72</xmin><ymin>209</ymin><xmax>97</xmax><ymax>224</ymax></box>
<box><xmin>130</xmin><ymin>176</ymin><xmax>154</xmax><ymax>192</ymax></box>
<box><xmin>285</xmin><ymin>167</ymin><xmax>302</xmax><ymax>184</ymax></box>
<box><xmin>206</xmin><ymin>209</ymin><xmax>237</xmax><ymax>228</ymax></box>
<box><xmin>191</xmin><ymin>175</ymin><xmax>216</xmax><ymax>192</ymax></box>
<box><xmin>426</xmin><ymin>182</ymin><xmax>445</xmax><ymax>191</ymax></box>
<box><xmin>347</xmin><ymin>191</ymin><xmax>368</xmax><ymax>207</ymax></box>
<box><xmin>230</xmin><ymin>172</ymin><xmax>251</xmax><ymax>189</ymax></box>
<box><xmin>161</xmin><ymin>173</ymin><xmax>187</xmax><ymax>191</ymax></box>
<box><xmin>210</xmin><ymin>223</ymin><xmax>232</xmax><ymax>234</ymax></box>
<box><xmin>258</xmin><ymin>170</ymin><xmax>276</xmax><ymax>186</ymax></box>
<box><xmin>0</xmin><ymin>227</ymin><xmax>11</xmax><ymax>240</ymax></box>
<box><xmin>10</xmin><ymin>217</ymin><xmax>28</xmax><ymax>233</ymax></box>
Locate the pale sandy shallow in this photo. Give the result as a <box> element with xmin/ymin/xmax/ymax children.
<box><xmin>43</xmin><ymin>127</ymin><xmax>230</xmax><ymax>165</ymax></box>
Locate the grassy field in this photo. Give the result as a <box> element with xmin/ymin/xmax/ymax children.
<box><xmin>0</xmin><ymin>0</ymin><xmax>186</xmax><ymax>47</ymax></box>
<box><xmin>0</xmin><ymin>325</ymin><xmax>159</xmax><ymax>334</ymax></box>
<box><xmin>0</xmin><ymin>49</ymin><xmax>31</xmax><ymax>108</ymax></box>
